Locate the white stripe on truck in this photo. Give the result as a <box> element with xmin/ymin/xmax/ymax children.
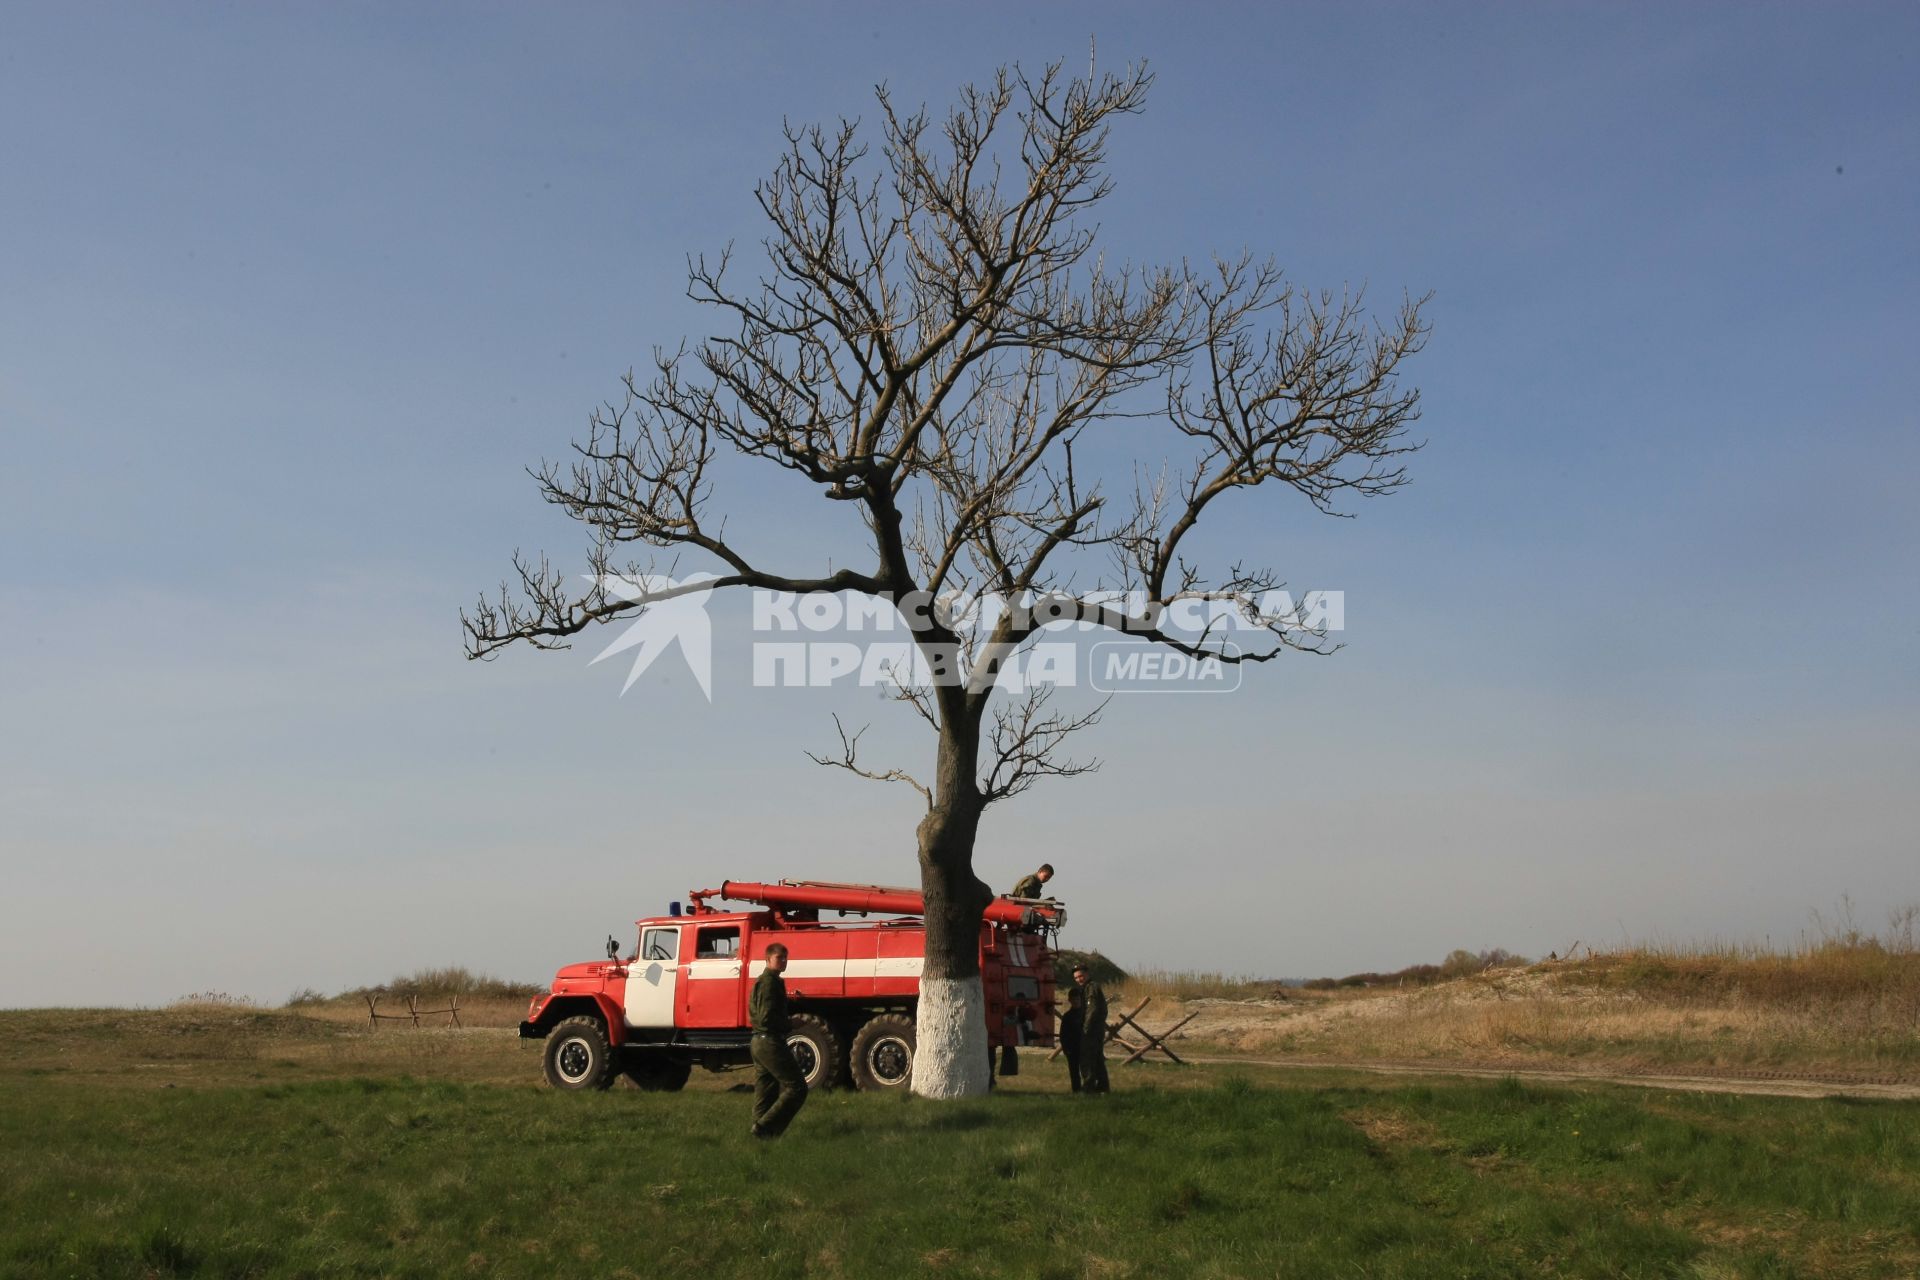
<box><xmin>743</xmin><ymin>957</ymin><xmax>925</xmax><ymax>980</ymax></box>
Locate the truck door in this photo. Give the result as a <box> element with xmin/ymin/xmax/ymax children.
<box><xmin>842</xmin><ymin>928</ymin><xmax>879</xmax><ymax>999</ymax></box>
<box><xmin>874</xmin><ymin>925</ymin><xmax>925</xmax><ymax>997</ymax></box>
<box><xmin>623</xmin><ymin>925</ymin><xmax>681</xmax><ymax>1030</ymax></box>
<box><xmin>681</xmin><ymin>923</ymin><xmax>744</xmax><ymax>1028</ymax></box>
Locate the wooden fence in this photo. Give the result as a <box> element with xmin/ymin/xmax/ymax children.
<box><xmin>364</xmin><ymin>992</ymin><xmax>462</xmax><ymax>1029</ymax></box>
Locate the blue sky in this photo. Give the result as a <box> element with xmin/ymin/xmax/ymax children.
<box><xmin>2</xmin><ymin>4</ymin><xmax>1915</xmax><ymax>1005</ymax></box>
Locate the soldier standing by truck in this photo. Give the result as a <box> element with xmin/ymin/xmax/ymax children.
<box><xmin>1059</xmin><ymin>982</ymin><xmax>1086</xmax><ymax>1091</ymax></box>
<box><xmin>749</xmin><ymin>943</ymin><xmax>808</xmax><ymax>1138</ymax></box>
<box><xmin>1071</xmin><ymin>962</ymin><xmax>1110</xmax><ymax>1094</ymax></box>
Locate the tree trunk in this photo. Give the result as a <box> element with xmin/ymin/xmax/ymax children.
<box><xmin>909</xmin><ymin>716</ymin><xmax>994</xmax><ymax>1099</ymax></box>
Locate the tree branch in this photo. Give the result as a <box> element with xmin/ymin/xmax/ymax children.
<box><xmin>980</xmin><ymin>685</ymin><xmax>1107</xmax><ymax>804</ymax></box>
<box><xmin>805</xmin><ymin>714</ymin><xmax>930</xmax><ymax>803</ymax></box>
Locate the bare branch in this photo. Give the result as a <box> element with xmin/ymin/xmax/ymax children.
<box><xmin>980</xmin><ymin>685</ymin><xmax>1107</xmax><ymax>804</ymax></box>
<box><xmin>806</xmin><ymin>714</ymin><xmax>930</xmax><ymax>803</ymax></box>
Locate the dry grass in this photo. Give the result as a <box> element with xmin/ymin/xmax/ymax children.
<box><xmin>1569</xmin><ymin>931</ymin><xmax>1920</xmax><ymax>1009</ymax></box>
<box><xmin>1116</xmin><ymin>969</ymin><xmax>1292</xmax><ymax>1002</ymax></box>
<box><xmin>272</xmin><ymin>965</ymin><xmax>544</xmax><ymax>1030</ymax></box>
<box><xmin>1238</xmin><ymin>970</ymin><xmax>1919</xmax><ymax>1072</ymax></box>
<box><xmin>294</xmin><ymin>994</ymin><xmax>537</xmax><ymax>1030</ymax></box>
<box><xmin>1118</xmin><ymin>907</ymin><xmax>1920</xmax><ymax>1076</ymax></box>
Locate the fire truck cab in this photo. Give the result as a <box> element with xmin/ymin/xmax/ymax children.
<box><xmin>519</xmin><ymin>879</ymin><xmax>1063</xmax><ymax>1093</ymax></box>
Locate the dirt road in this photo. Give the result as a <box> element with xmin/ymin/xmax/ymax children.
<box><xmin>1176</xmin><ymin>1052</ymin><xmax>1920</xmax><ymax>1100</ymax></box>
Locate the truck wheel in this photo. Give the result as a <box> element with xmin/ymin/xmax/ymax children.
<box><xmin>785</xmin><ymin>1013</ymin><xmax>843</xmax><ymax>1091</ymax></box>
<box><xmin>848</xmin><ymin>1013</ymin><xmax>916</xmax><ymax>1092</ymax></box>
<box><xmin>622</xmin><ymin>1053</ymin><xmax>692</xmax><ymax>1092</ymax></box>
<box><xmin>543</xmin><ymin>1015</ymin><xmax>615</xmax><ymax>1091</ymax></box>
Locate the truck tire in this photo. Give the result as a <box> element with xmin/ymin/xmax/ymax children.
<box><xmin>622</xmin><ymin>1053</ymin><xmax>693</xmax><ymax>1092</ymax></box>
<box><xmin>785</xmin><ymin>1013</ymin><xmax>843</xmax><ymax>1091</ymax></box>
<box><xmin>848</xmin><ymin>1013</ymin><xmax>916</xmax><ymax>1092</ymax></box>
<box><xmin>543</xmin><ymin>1015</ymin><xmax>616</xmax><ymax>1091</ymax></box>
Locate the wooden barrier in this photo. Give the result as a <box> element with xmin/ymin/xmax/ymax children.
<box><xmin>364</xmin><ymin>992</ymin><xmax>462</xmax><ymax>1029</ymax></box>
<box><xmin>1116</xmin><ymin>1009</ymin><xmax>1197</xmax><ymax>1065</ymax></box>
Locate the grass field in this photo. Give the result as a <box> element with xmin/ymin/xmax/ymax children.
<box><xmin>3</xmin><ymin>1009</ymin><xmax>1918</xmax><ymax>1278</ymax></box>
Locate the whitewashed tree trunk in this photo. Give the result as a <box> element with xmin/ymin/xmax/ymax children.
<box><xmin>911</xmin><ymin>974</ymin><xmax>989</xmax><ymax>1099</ymax></box>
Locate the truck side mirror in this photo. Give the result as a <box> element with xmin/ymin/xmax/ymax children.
<box><xmin>606</xmin><ymin>935</ymin><xmax>620</xmax><ymax>960</ymax></box>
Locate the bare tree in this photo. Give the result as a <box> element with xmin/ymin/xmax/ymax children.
<box><xmin>464</xmin><ymin>59</ymin><xmax>1429</xmax><ymax>1097</ymax></box>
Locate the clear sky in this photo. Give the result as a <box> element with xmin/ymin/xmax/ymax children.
<box><xmin>3</xmin><ymin>3</ymin><xmax>1916</xmax><ymax>1006</ymax></box>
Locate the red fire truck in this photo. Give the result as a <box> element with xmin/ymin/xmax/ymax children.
<box><xmin>519</xmin><ymin>879</ymin><xmax>1064</xmax><ymax>1092</ymax></box>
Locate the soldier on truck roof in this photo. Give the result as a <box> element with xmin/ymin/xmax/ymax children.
<box><xmin>1009</xmin><ymin>864</ymin><xmax>1054</xmax><ymax>900</ymax></box>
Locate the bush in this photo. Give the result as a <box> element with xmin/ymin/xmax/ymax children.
<box><xmin>1301</xmin><ymin>950</ymin><xmax>1528</xmax><ymax>990</ymax></box>
<box><xmin>1052</xmin><ymin>949</ymin><xmax>1129</xmax><ymax>988</ymax></box>
<box><xmin>1119</xmin><ymin>969</ymin><xmax>1283</xmax><ymax>1000</ymax></box>
<box><xmin>315</xmin><ymin>967</ymin><xmax>547</xmax><ymax>1004</ymax></box>
<box><xmin>169</xmin><ymin>992</ymin><xmax>259</xmax><ymax>1009</ymax></box>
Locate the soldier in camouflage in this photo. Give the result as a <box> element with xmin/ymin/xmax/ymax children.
<box><xmin>1059</xmin><ymin>982</ymin><xmax>1086</xmax><ymax>1092</ymax></box>
<box><xmin>1009</xmin><ymin>863</ymin><xmax>1054</xmax><ymax>900</ymax></box>
<box><xmin>1071</xmin><ymin>962</ymin><xmax>1110</xmax><ymax>1094</ymax></box>
<box><xmin>749</xmin><ymin>942</ymin><xmax>807</xmax><ymax>1138</ymax></box>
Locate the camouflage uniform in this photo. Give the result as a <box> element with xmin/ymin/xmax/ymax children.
<box><xmin>1060</xmin><ymin>985</ymin><xmax>1086</xmax><ymax>1092</ymax></box>
<box><xmin>1075</xmin><ymin>977</ymin><xmax>1110</xmax><ymax>1093</ymax></box>
<box><xmin>749</xmin><ymin>967</ymin><xmax>807</xmax><ymax>1136</ymax></box>
<box><xmin>1010</xmin><ymin>872</ymin><xmax>1046</xmax><ymax>900</ymax></box>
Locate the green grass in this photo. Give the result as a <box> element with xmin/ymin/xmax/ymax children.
<box><xmin>3</xmin><ymin>1059</ymin><xmax>1917</xmax><ymax>1278</ymax></box>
